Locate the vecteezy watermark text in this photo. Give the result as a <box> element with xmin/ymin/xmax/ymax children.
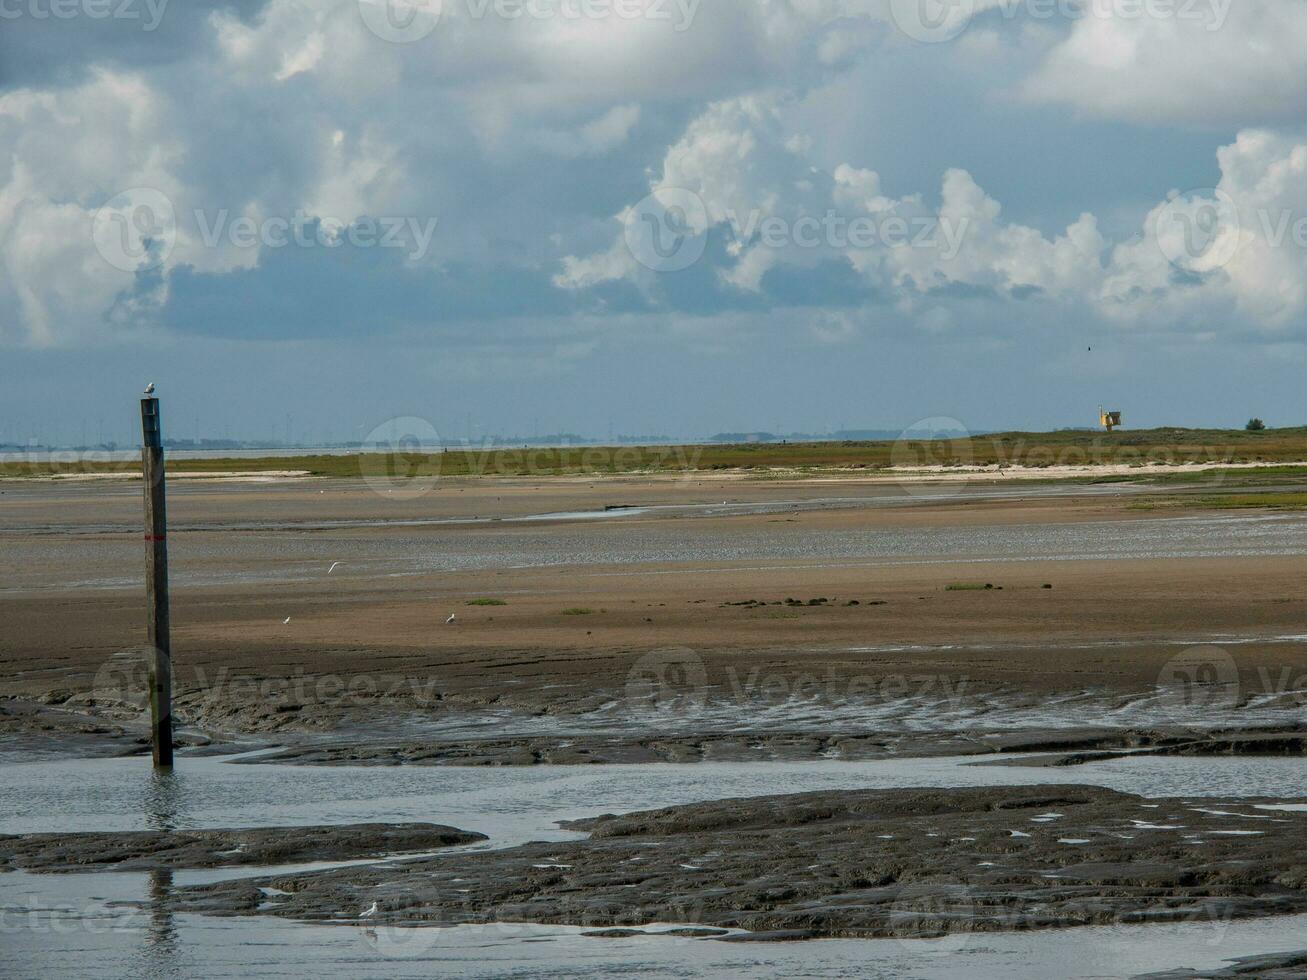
<box><xmin>92</xmin><ymin>187</ymin><xmax>439</xmax><ymax>273</ymax></box>
<box><xmin>889</xmin><ymin>0</ymin><xmax>1233</xmax><ymax>45</ymax></box>
<box><xmin>725</xmin><ymin>209</ymin><xmax>970</xmax><ymax>260</ymax></box>
<box><xmin>1154</xmin><ymin>187</ymin><xmax>1307</xmax><ymax>272</ymax></box>
<box><xmin>194</xmin><ymin>210</ymin><xmax>438</xmax><ymax>261</ymax></box>
<box><xmin>0</xmin><ymin>0</ymin><xmax>169</xmax><ymax>30</ymax></box>
<box><xmin>357</xmin><ymin>0</ymin><xmax>700</xmax><ymax>44</ymax></box>
<box><xmin>623</xmin><ymin>186</ymin><xmax>971</xmax><ymax>274</ymax></box>
<box><xmin>461</xmin><ymin>0</ymin><xmax>698</xmax><ymax>29</ymax></box>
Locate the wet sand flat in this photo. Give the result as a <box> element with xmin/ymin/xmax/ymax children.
<box><xmin>3</xmin><ymin>475</ymin><xmax>1307</xmax><ymax>743</ymax></box>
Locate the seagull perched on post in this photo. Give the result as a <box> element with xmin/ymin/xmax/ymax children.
<box><xmin>144</xmin><ymin>382</ymin><xmax>156</xmax><ymax>395</ymax></box>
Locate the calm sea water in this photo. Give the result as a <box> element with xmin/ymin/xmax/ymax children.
<box><xmin>4</xmin><ymin>753</ymin><xmax>1307</xmax><ymax>979</ymax></box>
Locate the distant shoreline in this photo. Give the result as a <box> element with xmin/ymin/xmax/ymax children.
<box><xmin>8</xmin><ymin>459</ymin><xmax>1307</xmax><ymax>486</ymax></box>
<box><xmin>6</xmin><ymin>427</ymin><xmax>1307</xmax><ymax>481</ymax></box>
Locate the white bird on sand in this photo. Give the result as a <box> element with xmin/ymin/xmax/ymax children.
<box><xmin>361</xmin><ymin>901</ymin><xmax>380</xmax><ymax>918</ymax></box>
<box><xmin>144</xmin><ymin>382</ymin><xmax>155</xmax><ymax>395</ymax></box>
<box><xmin>282</xmin><ymin>617</ymin><xmax>291</xmax><ymax>625</ymax></box>
<box><xmin>445</xmin><ymin>613</ymin><xmax>457</xmax><ymax>625</ymax></box>
<box><xmin>328</xmin><ymin>562</ymin><xmax>343</xmax><ymax>574</ymax></box>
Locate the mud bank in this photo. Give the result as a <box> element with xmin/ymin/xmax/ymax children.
<box><xmin>231</xmin><ymin>725</ymin><xmax>1307</xmax><ymax>768</ymax></box>
<box><xmin>173</xmin><ymin>785</ymin><xmax>1307</xmax><ymax>938</ymax></box>
<box><xmin>0</xmin><ymin>697</ymin><xmax>218</xmax><ymax>760</ymax></box>
<box><xmin>0</xmin><ymin>823</ymin><xmax>485</xmax><ymax>873</ymax></box>
<box><xmin>1140</xmin><ymin>950</ymin><xmax>1307</xmax><ymax>978</ymax></box>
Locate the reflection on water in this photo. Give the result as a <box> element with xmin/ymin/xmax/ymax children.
<box><xmin>143</xmin><ymin>770</ymin><xmax>187</xmax><ymax>833</ymax></box>
<box><xmin>6</xmin><ymin>873</ymin><xmax>1307</xmax><ymax>978</ymax></box>
<box><xmin>143</xmin><ymin>868</ymin><xmax>178</xmax><ymax>975</ymax></box>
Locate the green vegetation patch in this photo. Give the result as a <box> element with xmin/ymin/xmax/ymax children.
<box><xmin>1191</xmin><ymin>493</ymin><xmax>1307</xmax><ymax>511</ymax></box>
<box><xmin>1133</xmin><ymin>491</ymin><xmax>1307</xmax><ymax>512</ymax></box>
<box><xmin>9</xmin><ymin>427</ymin><xmax>1307</xmax><ymax>481</ymax></box>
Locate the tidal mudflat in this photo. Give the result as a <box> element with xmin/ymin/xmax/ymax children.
<box><xmin>4</xmin><ymin>472</ymin><xmax>1307</xmax><ymax>976</ymax></box>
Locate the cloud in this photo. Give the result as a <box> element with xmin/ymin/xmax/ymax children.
<box><xmin>558</xmin><ymin>90</ymin><xmax>1307</xmax><ymax>336</ymax></box>
<box><xmin>1104</xmin><ymin>129</ymin><xmax>1307</xmax><ymax>328</ymax></box>
<box><xmin>2</xmin><ymin>0</ymin><xmax>1306</xmax><ymax>358</ymax></box>
<box><xmin>1</xmin><ymin>0</ymin><xmax>886</xmax><ymax>346</ymax></box>
<box><xmin>0</xmin><ymin>1</ymin><xmax>269</xmax><ymax>90</ymax></box>
<box><xmin>1023</xmin><ymin>0</ymin><xmax>1307</xmax><ymax>125</ymax></box>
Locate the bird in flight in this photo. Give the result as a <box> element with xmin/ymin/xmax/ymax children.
<box><xmin>328</xmin><ymin>562</ymin><xmax>343</xmax><ymax>574</ymax></box>
<box><xmin>144</xmin><ymin>382</ymin><xmax>156</xmax><ymax>395</ymax></box>
<box><xmin>446</xmin><ymin>613</ymin><xmax>457</xmax><ymax>625</ymax></box>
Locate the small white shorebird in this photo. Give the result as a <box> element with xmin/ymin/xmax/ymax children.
<box><xmin>282</xmin><ymin>616</ymin><xmax>291</xmax><ymax>625</ymax></box>
<box><xmin>445</xmin><ymin>613</ymin><xmax>457</xmax><ymax>625</ymax></box>
<box><xmin>361</xmin><ymin>901</ymin><xmax>380</xmax><ymax>918</ymax></box>
<box><xmin>328</xmin><ymin>562</ymin><xmax>343</xmax><ymax>574</ymax></box>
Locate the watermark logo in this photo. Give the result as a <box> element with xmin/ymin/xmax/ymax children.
<box><xmin>624</xmin><ymin>187</ymin><xmax>709</xmax><ymax>274</ymax></box>
<box><xmin>888</xmin><ymin>881</ymin><xmax>975</xmax><ymax>954</ymax></box>
<box><xmin>625</xmin><ymin>647</ymin><xmax>708</xmax><ymax>716</ymax></box>
<box><xmin>360</xmin><ymin>416</ymin><xmax>444</xmax><ymax>499</ymax></box>
<box><xmin>890</xmin><ymin>416</ymin><xmax>974</xmax><ymax>498</ymax></box>
<box><xmin>1155</xmin><ymin>645</ymin><xmax>1240</xmax><ymax>722</ymax></box>
<box><xmin>359</xmin><ymin>913</ymin><xmax>448</xmax><ymax>959</ymax></box>
<box><xmin>91</xmin><ymin>187</ymin><xmax>177</xmax><ymax>273</ymax></box>
<box><xmin>889</xmin><ymin>0</ymin><xmax>977</xmax><ymax>43</ymax></box>
<box><xmin>357</xmin><ymin>0</ymin><xmax>443</xmax><ymax>42</ymax></box>
<box><xmin>1154</xmin><ymin>188</ymin><xmax>1241</xmax><ymax>273</ymax></box>
<box><xmin>90</xmin><ymin>647</ymin><xmax>153</xmax><ymax>715</ymax></box>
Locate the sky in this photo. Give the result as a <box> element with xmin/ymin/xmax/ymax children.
<box><xmin>2</xmin><ymin>0</ymin><xmax>1307</xmax><ymax>446</ymax></box>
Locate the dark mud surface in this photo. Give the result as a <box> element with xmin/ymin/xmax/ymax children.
<box><xmin>229</xmin><ymin>724</ymin><xmax>1307</xmax><ymax>768</ymax></box>
<box><xmin>0</xmin><ymin>823</ymin><xmax>486</xmax><ymax>873</ymax></box>
<box><xmin>0</xmin><ymin>697</ymin><xmax>217</xmax><ymax>760</ymax></box>
<box><xmin>1140</xmin><ymin>949</ymin><xmax>1307</xmax><ymax>978</ymax></box>
<box><xmin>172</xmin><ymin>785</ymin><xmax>1307</xmax><ymax>938</ymax></box>
<box><xmin>231</xmin><ymin>729</ymin><xmax>993</xmax><ymax>766</ymax></box>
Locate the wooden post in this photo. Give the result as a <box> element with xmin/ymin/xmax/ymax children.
<box><xmin>140</xmin><ymin>397</ymin><xmax>174</xmax><ymax>768</ymax></box>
